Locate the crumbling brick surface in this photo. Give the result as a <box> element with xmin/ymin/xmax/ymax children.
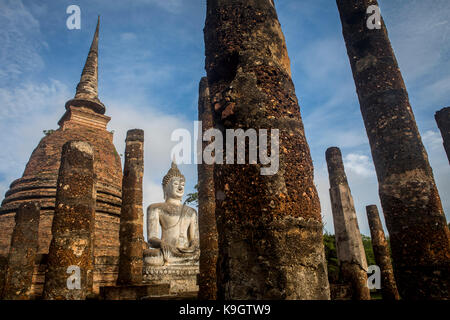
<box><xmin>0</xmin><ymin>255</ymin><xmax>6</xmax><ymax>298</ymax></box>
<box><xmin>366</xmin><ymin>205</ymin><xmax>400</xmax><ymax>300</ymax></box>
<box><xmin>326</xmin><ymin>147</ymin><xmax>370</xmax><ymax>300</ymax></box>
<box><xmin>117</xmin><ymin>129</ymin><xmax>144</xmax><ymax>285</ymax></box>
<box><xmin>204</xmin><ymin>0</ymin><xmax>329</xmax><ymax>299</ymax></box>
<box><xmin>2</xmin><ymin>202</ymin><xmax>40</xmax><ymax>300</ymax></box>
<box><xmin>336</xmin><ymin>0</ymin><xmax>450</xmax><ymax>299</ymax></box>
<box><xmin>197</xmin><ymin>77</ymin><xmax>218</xmax><ymax>300</ymax></box>
<box><xmin>43</xmin><ymin>141</ymin><xmax>96</xmax><ymax>300</ymax></box>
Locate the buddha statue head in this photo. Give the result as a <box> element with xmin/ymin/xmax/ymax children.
<box><xmin>162</xmin><ymin>161</ymin><xmax>185</xmax><ymax>201</ymax></box>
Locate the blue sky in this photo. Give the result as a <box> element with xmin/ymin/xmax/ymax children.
<box><xmin>1</xmin><ymin>0</ymin><xmax>449</xmax><ymax>236</ymax></box>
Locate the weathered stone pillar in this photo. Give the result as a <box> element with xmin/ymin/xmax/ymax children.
<box><xmin>204</xmin><ymin>0</ymin><xmax>330</xmax><ymax>299</ymax></box>
<box><xmin>197</xmin><ymin>77</ymin><xmax>218</xmax><ymax>300</ymax></box>
<box><xmin>3</xmin><ymin>202</ymin><xmax>40</xmax><ymax>300</ymax></box>
<box><xmin>117</xmin><ymin>129</ymin><xmax>144</xmax><ymax>285</ymax></box>
<box><xmin>43</xmin><ymin>141</ymin><xmax>96</xmax><ymax>300</ymax></box>
<box><xmin>366</xmin><ymin>205</ymin><xmax>400</xmax><ymax>300</ymax></box>
<box><xmin>0</xmin><ymin>255</ymin><xmax>6</xmax><ymax>298</ymax></box>
<box><xmin>435</xmin><ymin>107</ymin><xmax>450</xmax><ymax>164</ymax></box>
<box><xmin>326</xmin><ymin>147</ymin><xmax>370</xmax><ymax>300</ymax></box>
<box><xmin>336</xmin><ymin>0</ymin><xmax>450</xmax><ymax>299</ymax></box>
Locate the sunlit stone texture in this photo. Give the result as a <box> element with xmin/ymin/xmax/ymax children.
<box><xmin>336</xmin><ymin>0</ymin><xmax>450</xmax><ymax>299</ymax></box>
<box><xmin>326</xmin><ymin>147</ymin><xmax>370</xmax><ymax>300</ymax></box>
<box><xmin>3</xmin><ymin>202</ymin><xmax>40</xmax><ymax>300</ymax></box>
<box><xmin>366</xmin><ymin>205</ymin><xmax>400</xmax><ymax>300</ymax></box>
<box><xmin>117</xmin><ymin>129</ymin><xmax>145</xmax><ymax>285</ymax></box>
<box><xmin>197</xmin><ymin>77</ymin><xmax>218</xmax><ymax>300</ymax></box>
<box><xmin>204</xmin><ymin>0</ymin><xmax>330</xmax><ymax>299</ymax></box>
<box><xmin>43</xmin><ymin>141</ymin><xmax>96</xmax><ymax>300</ymax></box>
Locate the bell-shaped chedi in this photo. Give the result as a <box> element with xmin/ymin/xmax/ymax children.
<box><xmin>0</xmin><ymin>18</ymin><xmax>123</xmax><ymax>296</ymax></box>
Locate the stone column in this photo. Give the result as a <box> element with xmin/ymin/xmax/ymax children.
<box><xmin>326</xmin><ymin>147</ymin><xmax>370</xmax><ymax>300</ymax></box>
<box><xmin>43</xmin><ymin>141</ymin><xmax>96</xmax><ymax>300</ymax></box>
<box><xmin>435</xmin><ymin>107</ymin><xmax>450</xmax><ymax>164</ymax></box>
<box><xmin>0</xmin><ymin>255</ymin><xmax>6</xmax><ymax>299</ymax></box>
<box><xmin>204</xmin><ymin>0</ymin><xmax>330</xmax><ymax>299</ymax></box>
<box><xmin>366</xmin><ymin>205</ymin><xmax>400</xmax><ymax>300</ymax></box>
<box><xmin>197</xmin><ymin>77</ymin><xmax>218</xmax><ymax>300</ymax></box>
<box><xmin>336</xmin><ymin>0</ymin><xmax>450</xmax><ymax>299</ymax></box>
<box><xmin>117</xmin><ymin>129</ymin><xmax>144</xmax><ymax>285</ymax></box>
<box><xmin>3</xmin><ymin>202</ymin><xmax>40</xmax><ymax>300</ymax></box>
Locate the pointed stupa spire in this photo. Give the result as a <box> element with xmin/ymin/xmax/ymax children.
<box><xmin>65</xmin><ymin>16</ymin><xmax>106</xmax><ymax>114</ymax></box>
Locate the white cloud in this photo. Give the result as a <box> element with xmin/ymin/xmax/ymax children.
<box><xmin>294</xmin><ymin>37</ymin><xmax>348</xmax><ymax>84</ymax></box>
<box><xmin>344</xmin><ymin>153</ymin><xmax>376</xmax><ymax>178</ymax></box>
<box><xmin>106</xmin><ymin>99</ymin><xmax>197</xmax><ymax>238</ymax></box>
<box><xmin>380</xmin><ymin>0</ymin><xmax>450</xmax><ymax>82</ymax></box>
<box><xmin>0</xmin><ymin>80</ymin><xmax>70</xmax><ymax>199</ymax></box>
<box><xmin>0</xmin><ymin>80</ymin><xmax>69</xmax><ymax>119</ymax></box>
<box><xmin>315</xmin><ymin>153</ymin><xmax>381</xmax><ymax>236</ymax></box>
<box><xmin>120</xmin><ymin>32</ymin><xmax>137</xmax><ymax>42</ymax></box>
<box><xmin>422</xmin><ymin>130</ymin><xmax>444</xmax><ymax>152</ymax></box>
<box><xmin>0</xmin><ymin>0</ymin><xmax>44</xmax><ymax>86</ymax></box>
<box><xmin>318</xmin><ymin>130</ymin><xmax>367</xmax><ymax>149</ymax></box>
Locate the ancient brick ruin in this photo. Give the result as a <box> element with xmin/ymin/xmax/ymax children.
<box><xmin>117</xmin><ymin>129</ymin><xmax>145</xmax><ymax>285</ymax></box>
<box><xmin>366</xmin><ymin>205</ymin><xmax>400</xmax><ymax>300</ymax></box>
<box><xmin>0</xmin><ymin>1</ymin><xmax>448</xmax><ymax>302</ymax></box>
<box><xmin>3</xmin><ymin>202</ymin><xmax>40</xmax><ymax>300</ymax></box>
<box><xmin>43</xmin><ymin>141</ymin><xmax>96</xmax><ymax>300</ymax></box>
<box><xmin>336</xmin><ymin>0</ymin><xmax>450</xmax><ymax>299</ymax></box>
<box><xmin>204</xmin><ymin>0</ymin><xmax>329</xmax><ymax>299</ymax></box>
<box><xmin>0</xmin><ymin>18</ymin><xmax>123</xmax><ymax>296</ymax></box>
<box><xmin>197</xmin><ymin>77</ymin><xmax>218</xmax><ymax>300</ymax></box>
<box><xmin>326</xmin><ymin>147</ymin><xmax>370</xmax><ymax>300</ymax></box>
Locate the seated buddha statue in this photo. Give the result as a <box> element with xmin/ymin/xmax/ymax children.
<box><xmin>144</xmin><ymin>161</ymin><xmax>200</xmax><ymax>266</ymax></box>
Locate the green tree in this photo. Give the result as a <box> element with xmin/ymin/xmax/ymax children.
<box><xmin>185</xmin><ymin>184</ymin><xmax>198</xmax><ymax>206</ymax></box>
<box><xmin>323</xmin><ymin>233</ymin><xmax>378</xmax><ymax>284</ymax></box>
<box><xmin>361</xmin><ymin>235</ymin><xmax>376</xmax><ymax>266</ymax></box>
<box><xmin>323</xmin><ymin>233</ymin><xmax>340</xmax><ymax>283</ymax></box>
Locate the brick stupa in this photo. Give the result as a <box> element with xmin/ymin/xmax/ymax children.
<box><xmin>0</xmin><ymin>18</ymin><xmax>123</xmax><ymax>296</ymax></box>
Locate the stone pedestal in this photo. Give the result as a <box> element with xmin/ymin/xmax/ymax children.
<box><xmin>3</xmin><ymin>202</ymin><xmax>40</xmax><ymax>300</ymax></box>
<box><xmin>100</xmin><ymin>283</ymin><xmax>170</xmax><ymax>300</ymax></box>
<box><xmin>143</xmin><ymin>265</ymin><xmax>199</xmax><ymax>295</ymax></box>
<box><xmin>336</xmin><ymin>0</ymin><xmax>450</xmax><ymax>299</ymax></box>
